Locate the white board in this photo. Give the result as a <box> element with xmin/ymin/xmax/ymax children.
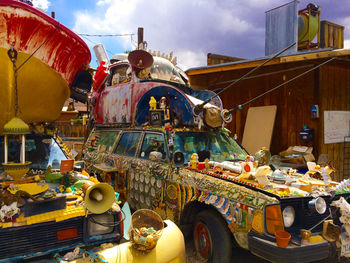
<box><xmin>324</xmin><ymin>111</ymin><xmax>350</xmax><ymax>144</ymax></box>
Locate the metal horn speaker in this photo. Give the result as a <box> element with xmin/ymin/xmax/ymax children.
<box><xmin>83</xmin><ymin>182</ymin><xmax>116</xmax><ymax>214</ymax></box>
<box><xmin>128</xmin><ymin>50</ymin><xmax>154</xmax><ymax>69</ymax></box>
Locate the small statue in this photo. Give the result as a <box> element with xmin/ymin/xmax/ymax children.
<box><xmin>159</xmin><ymin>97</ymin><xmax>167</xmax><ymax>110</ymax></box>
<box><xmin>190</xmin><ymin>153</ymin><xmax>199</xmax><ymax>169</ymax></box>
<box><xmin>159</xmin><ymin>97</ymin><xmax>170</xmax><ymax>122</ymax></box>
<box><xmin>205</xmin><ymin>158</ymin><xmax>210</xmax><ymax>169</ymax></box>
<box><xmin>149</xmin><ymin>96</ymin><xmax>157</xmax><ymax>110</ymax></box>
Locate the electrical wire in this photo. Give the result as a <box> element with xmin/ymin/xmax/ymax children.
<box><xmin>78</xmin><ymin>33</ymin><xmax>135</xmax><ymax>37</ymax></box>
<box><xmin>228</xmin><ymin>57</ymin><xmax>336</xmax><ymax>114</ymax></box>
<box><xmin>87</xmin><ymin>208</ymin><xmax>126</xmax><ymax>227</ymax></box>
<box><xmin>80</xmin><ymin>35</ymin><xmax>115</xmax><ymax>58</ymax></box>
<box><xmin>193</xmin><ymin>42</ymin><xmax>297</xmax><ymax>115</ymax></box>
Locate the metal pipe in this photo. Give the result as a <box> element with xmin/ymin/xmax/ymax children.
<box><xmin>21</xmin><ymin>135</ymin><xmax>25</xmax><ymax>163</ymax></box>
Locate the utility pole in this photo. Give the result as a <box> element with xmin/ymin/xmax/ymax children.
<box><xmin>137</xmin><ymin>27</ymin><xmax>144</xmax><ymax>50</ymax></box>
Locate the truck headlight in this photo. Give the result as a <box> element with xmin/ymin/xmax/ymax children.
<box><xmin>309</xmin><ymin>197</ymin><xmax>327</xmax><ymax>214</ymax></box>
<box><xmin>282</xmin><ymin>206</ymin><xmax>295</xmax><ymax>227</ymax></box>
<box><xmin>88</xmin><ymin>214</ymin><xmax>114</xmax><ymax>236</ymax></box>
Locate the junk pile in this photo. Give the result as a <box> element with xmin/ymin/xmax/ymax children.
<box><xmin>183</xmin><ymin>146</ymin><xmax>342</xmax><ymax>199</ymax></box>
<box><xmin>0</xmin><ymin>159</ymin><xmax>119</xmax><ymax>227</ymax></box>
<box><xmin>0</xmin><ymin>156</ymin><xmax>123</xmax><ymax>263</ymax></box>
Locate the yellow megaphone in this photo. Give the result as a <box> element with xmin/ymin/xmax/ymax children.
<box><xmin>82</xmin><ymin>181</ymin><xmax>116</xmax><ymax>214</ymax></box>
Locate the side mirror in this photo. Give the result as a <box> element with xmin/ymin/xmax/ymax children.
<box><xmin>173</xmin><ymin>151</ymin><xmax>185</xmax><ymax>167</ymax></box>
<box><xmin>74</xmin><ymin>160</ymin><xmax>85</xmax><ymax>171</ymax></box>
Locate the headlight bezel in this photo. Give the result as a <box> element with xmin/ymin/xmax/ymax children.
<box><xmin>309</xmin><ymin>197</ymin><xmax>327</xmax><ymax>214</ymax></box>
<box><xmin>87</xmin><ymin>214</ymin><xmax>115</xmax><ymax>236</ymax></box>
<box><xmin>282</xmin><ymin>205</ymin><xmax>295</xmax><ymax>228</ymax></box>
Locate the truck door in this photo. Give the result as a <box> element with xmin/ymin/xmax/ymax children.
<box><xmin>111</xmin><ymin>131</ymin><xmax>142</xmax><ymax>201</ymax></box>
<box><xmin>128</xmin><ymin>131</ymin><xmax>170</xmax><ymax>219</ymax></box>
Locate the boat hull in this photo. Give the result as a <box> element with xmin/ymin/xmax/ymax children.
<box><xmin>0</xmin><ymin>1</ymin><xmax>91</xmax><ymax>131</ymax></box>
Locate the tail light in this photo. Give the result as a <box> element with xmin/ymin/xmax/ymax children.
<box><xmin>57</xmin><ymin>227</ymin><xmax>78</xmax><ymax>241</ymax></box>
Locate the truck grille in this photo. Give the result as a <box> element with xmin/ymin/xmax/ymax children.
<box><xmin>280</xmin><ymin>193</ymin><xmax>350</xmax><ymax>234</ymax></box>
<box><xmin>0</xmin><ymin>217</ymin><xmax>83</xmax><ymax>261</ymax></box>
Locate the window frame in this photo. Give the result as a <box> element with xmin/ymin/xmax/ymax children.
<box><xmin>113</xmin><ymin>131</ymin><xmax>142</xmax><ymax>157</ymax></box>
<box><xmin>138</xmin><ymin>131</ymin><xmax>168</xmax><ymax>161</ymax></box>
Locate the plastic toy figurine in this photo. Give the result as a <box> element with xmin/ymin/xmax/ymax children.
<box><xmin>149</xmin><ymin>96</ymin><xmax>157</xmax><ymax>110</ymax></box>
<box><xmin>159</xmin><ymin>97</ymin><xmax>167</xmax><ymax>110</ymax></box>
<box><xmin>190</xmin><ymin>153</ymin><xmax>199</xmax><ymax>169</ymax></box>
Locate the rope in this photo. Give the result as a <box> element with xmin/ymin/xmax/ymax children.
<box><xmin>16</xmin><ymin>26</ymin><xmax>59</xmax><ymax>72</ymax></box>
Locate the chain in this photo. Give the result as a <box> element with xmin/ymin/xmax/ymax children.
<box><xmin>8</xmin><ymin>46</ymin><xmax>19</xmax><ymax>117</ymax></box>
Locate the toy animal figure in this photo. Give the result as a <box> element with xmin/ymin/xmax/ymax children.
<box><xmin>0</xmin><ymin>202</ymin><xmax>19</xmax><ymax>222</ymax></box>
<box><xmin>0</xmin><ymin>189</ymin><xmax>36</xmax><ymax>206</ymax></box>
<box><xmin>149</xmin><ymin>96</ymin><xmax>157</xmax><ymax>110</ymax></box>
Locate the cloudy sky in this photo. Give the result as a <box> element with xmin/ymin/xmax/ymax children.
<box><xmin>33</xmin><ymin>0</ymin><xmax>350</xmax><ymax>70</ymax></box>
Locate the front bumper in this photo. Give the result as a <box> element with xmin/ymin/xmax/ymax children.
<box><xmin>248</xmin><ymin>231</ymin><xmax>330</xmax><ymax>263</ymax></box>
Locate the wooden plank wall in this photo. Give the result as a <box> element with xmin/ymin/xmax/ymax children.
<box><xmin>319</xmin><ymin>62</ymin><xmax>350</xmax><ymax>181</ymax></box>
<box><xmin>188</xmin><ymin>60</ymin><xmax>350</xmax><ymax>180</ymax></box>
<box><xmin>190</xmin><ymin>63</ymin><xmax>317</xmax><ymax>150</ymax></box>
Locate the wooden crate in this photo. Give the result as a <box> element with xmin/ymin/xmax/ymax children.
<box><xmin>320</xmin><ymin>20</ymin><xmax>344</xmax><ymax>49</ymax></box>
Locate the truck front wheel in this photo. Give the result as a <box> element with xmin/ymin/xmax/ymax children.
<box><xmin>193</xmin><ymin>209</ymin><xmax>233</xmax><ymax>263</ymax></box>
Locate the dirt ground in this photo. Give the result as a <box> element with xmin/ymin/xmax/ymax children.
<box><xmin>185</xmin><ymin>238</ymin><xmax>268</xmax><ymax>263</ymax></box>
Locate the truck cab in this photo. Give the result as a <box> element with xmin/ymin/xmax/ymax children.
<box><xmin>85</xmin><ymin>49</ymin><xmax>350</xmax><ymax>263</ymax></box>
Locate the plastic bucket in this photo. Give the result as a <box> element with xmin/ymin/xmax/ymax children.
<box><xmin>275</xmin><ymin>230</ymin><xmax>291</xmax><ymax>248</ymax></box>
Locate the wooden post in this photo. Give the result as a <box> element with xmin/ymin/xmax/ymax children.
<box><xmin>137</xmin><ymin>27</ymin><xmax>144</xmax><ymax>50</ymax></box>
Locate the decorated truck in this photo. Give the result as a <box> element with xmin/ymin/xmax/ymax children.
<box><xmin>83</xmin><ymin>48</ymin><xmax>350</xmax><ymax>263</ymax></box>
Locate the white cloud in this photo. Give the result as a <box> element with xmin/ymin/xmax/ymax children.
<box><xmin>73</xmin><ymin>0</ymin><xmax>263</xmax><ymax>69</ymax></box>
<box><xmin>345</xmin><ymin>40</ymin><xmax>350</xmax><ymax>49</ymax></box>
<box><xmin>72</xmin><ymin>0</ymin><xmax>350</xmax><ymax>70</ymax></box>
<box><xmin>176</xmin><ymin>50</ymin><xmax>206</xmax><ymax>71</ymax></box>
<box><xmin>32</xmin><ymin>0</ymin><xmax>50</xmax><ymax>11</ymax></box>
<box><xmin>97</xmin><ymin>0</ymin><xmax>112</xmax><ymax>5</ymax></box>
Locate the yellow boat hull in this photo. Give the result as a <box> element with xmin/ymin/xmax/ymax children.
<box><xmin>0</xmin><ymin>49</ymin><xmax>69</xmax><ymax>130</ymax></box>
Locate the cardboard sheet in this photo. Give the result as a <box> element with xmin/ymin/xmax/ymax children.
<box><xmin>242</xmin><ymin>105</ymin><xmax>277</xmax><ymax>154</ymax></box>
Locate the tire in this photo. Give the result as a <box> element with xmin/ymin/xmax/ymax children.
<box><xmin>193</xmin><ymin>209</ymin><xmax>233</xmax><ymax>263</ymax></box>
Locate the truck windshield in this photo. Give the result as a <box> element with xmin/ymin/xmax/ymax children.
<box><xmin>173</xmin><ymin>131</ymin><xmax>247</xmax><ymax>162</ymax></box>
<box><xmin>0</xmin><ymin>135</ymin><xmax>67</xmax><ymax>171</ymax></box>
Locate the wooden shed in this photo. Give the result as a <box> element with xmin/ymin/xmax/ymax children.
<box><xmin>186</xmin><ymin>48</ymin><xmax>350</xmax><ymax>181</ymax></box>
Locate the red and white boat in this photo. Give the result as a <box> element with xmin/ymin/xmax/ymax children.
<box><xmin>0</xmin><ymin>0</ymin><xmax>91</xmax><ymax>131</ymax></box>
